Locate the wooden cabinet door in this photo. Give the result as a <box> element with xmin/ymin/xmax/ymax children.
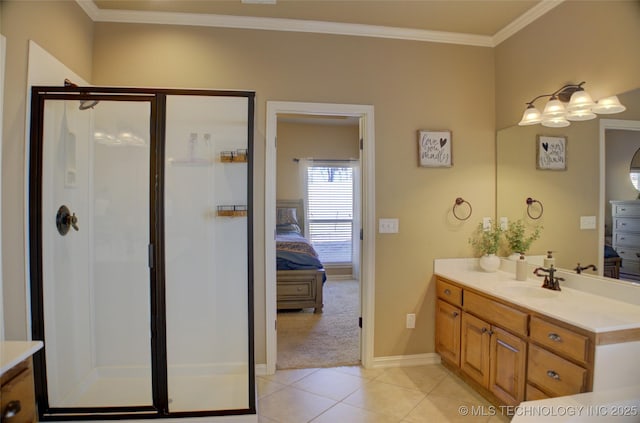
<box><xmin>461</xmin><ymin>312</ymin><xmax>490</xmax><ymax>387</ymax></box>
<box><xmin>435</xmin><ymin>299</ymin><xmax>461</xmax><ymax>366</ymax></box>
<box><xmin>489</xmin><ymin>326</ymin><xmax>527</xmax><ymax>406</ymax></box>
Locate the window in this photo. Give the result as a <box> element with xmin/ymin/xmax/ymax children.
<box><xmin>306</xmin><ymin>165</ymin><xmax>354</xmax><ymax>264</ymax></box>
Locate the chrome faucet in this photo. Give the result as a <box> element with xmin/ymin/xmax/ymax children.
<box><xmin>533</xmin><ymin>265</ymin><xmax>564</xmax><ymax>291</ymax></box>
<box><xmin>574</xmin><ymin>263</ymin><xmax>597</xmax><ymax>274</ymax></box>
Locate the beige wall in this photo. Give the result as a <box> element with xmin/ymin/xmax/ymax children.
<box><xmin>91</xmin><ymin>23</ymin><xmax>496</xmax><ymax>359</ymax></box>
<box><xmin>495</xmin><ymin>1</ymin><xmax>640</xmax><ymax>130</ymax></box>
<box><xmin>495</xmin><ymin>1</ymin><xmax>640</xmax><ymax>271</ymax></box>
<box><xmin>7</xmin><ymin>0</ymin><xmax>635</xmax><ymax>364</ymax></box>
<box><xmin>276</xmin><ymin>121</ymin><xmax>359</xmax><ymax>200</ymax></box>
<box><xmin>0</xmin><ymin>0</ymin><xmax>93</xmax><ymax>339</ymax></box>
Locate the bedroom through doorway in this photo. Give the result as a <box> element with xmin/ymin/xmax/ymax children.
<box><xmin>274</xmin><ymin>113</ymin><xmax>362</xmax><ymax>370</ymax></box>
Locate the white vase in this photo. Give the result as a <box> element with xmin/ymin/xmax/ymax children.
<box><xmin>508</xmin><ymin>252</ymin><xmax>520</xmax><ymax>261</ymax></box>
<box><xmin>479</xmin><ymin>254</ymin><xmax>500</xmax><ymax>272</ymax></box>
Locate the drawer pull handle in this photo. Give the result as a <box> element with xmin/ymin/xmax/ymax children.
<box><xmin>3</xmin><ymin>400</ymin><xmax>21</xmax><ymax>419</ymax></box>
<box><xmin>297</xmin><ymin>287</ymin><xmax>303</xmax><ymax>292</ymax></box>
<box><xmin>548</xmin><ymin>333</ymin><xmax>562</xmax><ymax>342</ymax></box>
<box><xmin>546</xmin><ymin>370</ymin><xmax>560</xmax><ymax>380</ymax></box>
<box><xmin>444</xmin><ymin>289</ymin><xmax>451</xmax><ymax>296</ymax></box>
<box><xmin>452</xmin><ymin>311</ymin><xmax>459</xmax><ymax>317</ymax></box>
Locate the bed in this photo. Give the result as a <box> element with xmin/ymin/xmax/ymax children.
<box><xmin>276</xmin><ymin>199</ymin><xmax>325</xmax><ymax>313</ymax></box>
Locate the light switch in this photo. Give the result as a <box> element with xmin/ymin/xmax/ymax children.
<box><xmin>379</xmin><ymin>218</ymin><xmax>399</xmax><ymax>233</ymax></box>
<box><xmin>500</xmin><ymin>217</ymin><xmax>509</xmax><ymax>230</ymax></box>
<box><xmin>580</xmin><ymin>216</ymin><xmax>596</xmax><ymax>230</ymax></box>
<box><xmin>482</xmin><ymin>217</ymin><xmax>492</xmax><ymax>230</ymax></box>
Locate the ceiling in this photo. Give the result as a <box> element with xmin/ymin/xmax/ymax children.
<box><xmin>83</xmin><ymin>0</ymin><xmax>563</xmax><ymax>47</ymax></box>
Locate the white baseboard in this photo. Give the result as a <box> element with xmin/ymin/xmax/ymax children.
<box><xmin>255</xmin><ymin>353</ymin><xmax>441</xmax><ymax>375</ymax></box>
<box><xmin>370</xmin><ymin>353</ymin><xmax>441</xmax><ymax>369</ymax></box>
<box><xmin>255</xmin><ymin>363</ymin><xmax>268</xmax><ymax>376</ymax></box>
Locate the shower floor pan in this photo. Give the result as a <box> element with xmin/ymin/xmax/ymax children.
<box><xmin>55</xmin><ymin>367</ymin><xmax>250</xmax><ymax>412</ymax></box>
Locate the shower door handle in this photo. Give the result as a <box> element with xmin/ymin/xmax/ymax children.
<box><xmin>56</xmin><ymin>205</ymin><xmax>79</xmax><ymax>235</ymax></box>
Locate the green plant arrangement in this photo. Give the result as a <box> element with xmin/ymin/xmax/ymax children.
<box><xmin>469</xmin><ymin>221</ymin><xmax>502</xmax><ymax>256</ymax></box>
<box><xmin>504</xmin><ymin>219</ymin><xmax>542</xmax><ymax>254</ymax></box>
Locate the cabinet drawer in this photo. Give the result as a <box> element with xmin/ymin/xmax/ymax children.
<box><xmin>614</xmin><ymin>247</ymin><xmax>640</xmax><ymax>261</ymax></box>
<box><xmin>528</xmin><ymin>344</ymin><xmax>587</xmax><ymax>397</ymax></box>
<box><xmin>613</xmin><ymin>203</ymin><xmax>640</xmax><ymax>217</ymax></box>
<box><xmin>436</xmin><ymin>278</ymin><xmax>462</xmax><ymax>307</ymax></box>
<box><xmin>614</xmin><ymin>232</ymin><xmax>640</xmax><ymax>248</ymax></box>
<box><xmin>530</xmin><ymin>317</ymin><xmax>589</xmax><ymax>364</ymax></box>
<box><xmin>278</xmin><ymin>281</ymin><xmax>314</xmax><ymax>300</ymax></box>
<box><xmin>1</xmin><ymin>363</ymin><xmax>36</xmax><ymax>423</ymax></box>
<box><xmin>464</xmin><ymin>291</ymin><xmax>528</xmax><ymax>337</ymax></box>
<box><xmin>614</xmin><ymin>217</ymin><xmax>640</xmax><ymax>233</ymax></box>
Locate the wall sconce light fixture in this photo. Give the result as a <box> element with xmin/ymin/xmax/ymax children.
<box><xmin>518</xmin><ymin>81</ymin><xmax>626</xmax><ymax>128</ymax></box>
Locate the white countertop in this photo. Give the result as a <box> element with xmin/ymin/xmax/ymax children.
<box><xmin>434</xmin><ymin>258</ymin><xmax>640</xmax><ymax>334</ymax></box>
<box><xmin>1</xmin><ymin>340</ymin><xmax>43</xmax><ymax>376</ymax></box>
<box><xmin>511</xmin><ymin>385</ymin><xmax>640</xmax><ymax>422</ymax></box>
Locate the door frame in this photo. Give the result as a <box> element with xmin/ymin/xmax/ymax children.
<box><xmin>598</xmin><ymin>119</ymin><xmax>640</xmax><ymax>274</ymax></box>
<box><xmin>265</xmin><ymin>101</ymin><xmax>375</xmax><ymax>374</ymax></box>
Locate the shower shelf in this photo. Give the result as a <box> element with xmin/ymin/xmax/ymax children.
<box><xmin>217</xmin><ymin>205</ymin><xmax>248</xmax><ymax>217</ymax></box>
<box><xmin>168</xmin><ymin>157</ymin><xmax>212</xmax><ymax>166</ymax></box>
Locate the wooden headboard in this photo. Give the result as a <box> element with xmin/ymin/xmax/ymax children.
<box><xmin>276</xmin><ymin>199</ymin><xmax>305</xmax><ymax>234</ymax></box>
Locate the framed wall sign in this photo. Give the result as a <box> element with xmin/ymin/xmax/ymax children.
<box><xmin>418</xmin><ymin>130</ymin><xmax>452</xmax><ymax>167</ymax></box>
<box><xmin>537</xmin><ymin>135</ymin><xmax>566</xmax><ymax>170</ymax></box>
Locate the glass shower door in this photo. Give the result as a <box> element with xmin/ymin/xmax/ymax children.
<box><xmin>37</xmin><ymin>97</ymin><xmax>154</xmax><ymax>409</ymax></box>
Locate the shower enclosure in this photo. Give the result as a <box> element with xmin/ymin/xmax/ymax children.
<box><xmin>28</xmin><ymin>86</ymin><xmax>255</xmax><ymax>420</ymax></box>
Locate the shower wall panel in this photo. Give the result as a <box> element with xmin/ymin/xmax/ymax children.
<box><xmin>41</xmin><ymin>101</ymin><xmax>94</xmax><ymax>405</ymax></box>
<box><xmin>164</xmin><ymin>95</ymin><xmax>250</xmax><ymax>412</ymax></box>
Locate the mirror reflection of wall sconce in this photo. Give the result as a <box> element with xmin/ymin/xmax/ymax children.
<box><xmin>453</xmin><ymin>197</ymin><xmax>472</xmax><ymax>220</ymax></box>
<box><xmin>518</xmin><ymin>81</ymin><xmax>626</xmax><ymax>128</ymax></box>
<box><xmin>526</xmin><ymin>197</ymin><xmax>544</xmax><ymax>220</ymax></box>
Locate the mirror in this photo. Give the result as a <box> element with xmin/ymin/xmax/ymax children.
<box><xmin>630</xmin><ymin>148</ymin><xmax>640</xmax><ymax>191</ymax></box>
<box><xmin>497</xmin><ymin>87</ymin><xmax>640</xmax><ymax>281</ymax></box>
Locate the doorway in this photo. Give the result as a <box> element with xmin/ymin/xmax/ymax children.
<box><xmin>599</xmin><ymin>118</ymin><xmax>640</xmax><ymax>281</ymax></box>
<box><xmin>265</xmin><ymin>102</ymin><xmax>375</xmax><ymax>374</ymax></box>
<box><xmin>275</xmin><ymin>116</ymin><xmax>361</xmax><ymax>369</ymax></box>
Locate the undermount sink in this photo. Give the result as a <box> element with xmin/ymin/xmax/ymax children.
<box><xmin>495</xmin><ymin>284</ymin><xmax>561</xmax><ymax>299</ymax></box>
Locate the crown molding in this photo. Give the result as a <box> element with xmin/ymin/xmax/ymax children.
<box><xmin>76</xmin><ymin>0</ymin><xmax>562</xmax><ymax>48</ymax></box>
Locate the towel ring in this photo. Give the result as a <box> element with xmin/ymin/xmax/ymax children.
<box><xmin>453</xmin><ymin>197</ymin><xmax>472</xmax><ymax>221</ymax></box>
<box><xmin>526</xmin><ymin>197</ymin><xmax>544</xmax><ymax>220</ymax></box>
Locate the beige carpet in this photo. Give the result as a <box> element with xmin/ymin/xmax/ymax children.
<box><xmin>277</xmin><ymin>279</ymin><xmax>360</xmax><ymax>369</ymax></box>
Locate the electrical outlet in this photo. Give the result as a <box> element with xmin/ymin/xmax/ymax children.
<box><xmin>500</xmin><ymin>217</ymin><xmax>508</xmax><ymax>230</ymax></box>
<box><xmin>483</xmin><ymin>217</ymin><xmax>492</xmax><ymax>230</ymax></box>
<box><xmin>406</xmin><ymin>313</ymin><xmax>416</xmax><ymax>329</ymax></box>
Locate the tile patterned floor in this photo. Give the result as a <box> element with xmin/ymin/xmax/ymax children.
<box><xmin>257</xmin><ymin>363</ymin><xmax>511</xmax><ymax>422</ymax></box>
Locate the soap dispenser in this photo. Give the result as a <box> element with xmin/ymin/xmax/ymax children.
<box><xmin>544</xmin><ymin>251</ymin><xmax>555</xmax><ymax>268</ymax></box>
<box><xmin>516</xmin><ymin>253</ymin><xmax>528</xmax><ymax>281</ymax></box>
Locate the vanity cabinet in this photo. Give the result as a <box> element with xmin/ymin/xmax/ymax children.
<box><xmin>435</xmin><ymin>276</ymin><xmax>594</xmax><ymax>408</ymax></box>
<box><xmin>1</xmin><ymin>358</ymin><xmax>37</xmax><ymax>423</ymax></box>
<box><xmin>435</xmin><ymin>279</ymin><xmax>462</xmax><ymax>366</ymax></box>
<box><xmin>527</xmin><ymin>316</ymin><xmax>591</xmax><ymax>399</ymax></box>
<box><xmin>435</xmin><ymin>299</ymin><xmax>461</xmax><ymax>366</ymax></box>
<box><xmin>459</xmin><ymin>294</ymin><xmax>527</xmax><ymax>406</ymax></box>
<box><xmin>611</xmin><ymin>200</ymin><xmax>640</xmax><ymax>279</ymax></box>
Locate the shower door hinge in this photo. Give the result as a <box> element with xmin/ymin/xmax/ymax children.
<box><xmin>360</xmin><ymin>138</ymin><xmax>363</xmax><ymax>150</ymax></box>
<box><xmin>360</xmin><ymin>228</ymin><xmax>363</xmax><ymax>240</ymax></box>
<box><xmin>148</xmin><ymin>244</ymin><xmax>154</xmax><ymax>268</ymax></box>
<box><xmin>358</xmin><ymin>317</ymin><xmax>362</xmax><ymax>328</ymax></box>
